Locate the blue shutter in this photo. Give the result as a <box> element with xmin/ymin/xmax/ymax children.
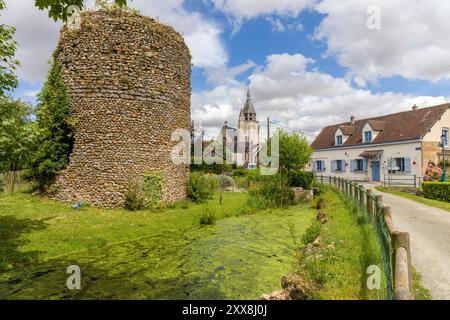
<box><xmin>331</xmin><ymin>160</ymin><xmax>336</xmax><ymax>172</ymax></box>
<box><xmin>342</xmin><ymin>160</ymin><xmax>346</xmax><ymax>172</ymax></box>
<box><xmin>350</xmin><ymin>160</ymin><xmax>355</xmax><ymax>172</ymax></box>
<box><xmin>321</xmin><ymin>160</ymin><xmax>326</xmax><ymax>172</ymax></box>
<box><xmin>312</xmin><ymin>161</ymin><xmax>317</xmax><ymax>172</ymax></box>
<box><xmin>404</xmin><ymin>158</ymin><xmax>411</xmax><ymax>173</ymax></box>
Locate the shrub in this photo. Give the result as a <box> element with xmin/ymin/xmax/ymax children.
<box><xmin>247</xmin><ymin>174</ymin><xmax>295</xmax><ymax>209</ymax></box>
<box><xmin>302</xmin><ymin>219</ymin><xmax>322</xmax><ymax>245</ymax></box>
<box><xmin>232</xmin><ymin>169</ymin><xmax>246</xmax><ymax>177</ymax></box>
<box><xmin>215</xmin><ymin>174</ymin><xmax>234</xmax><ymax>190</ymax></box>
<box><xmin>423</xmin><ymin>163</ymin><xmax>443</xmax><ymax>182</ymax></box>
<box><xmin>124</xmin><ymin>182</ymin><xmax>146</xmax><ymax>211</ymax></box>
<box><xmin>190</xmin><ymin>160</ymin><xmax>233</xmax><ymax>175</ymax></box>
<box><xmin>422</xmin><ymin>182</ymin><xmax>450</xmax><ymax>202</ymax></box>
<box><xmin>290</xmin><ymin>170</ymin><xmax>315</xmax><ymax>189</ymax></box>
<box><xmin>188</xmin><ymin>172</ymin><xmax>218</xmax><ymax>202</ymax></box>
<box><xmin>141</xmin><ymin>172</ymin><xmax>163</xmax><ymax>208</ymax></box>
<box><xmin>199</xmin><ymin>204</ymin><xmax>216</xmax><ymax>225</ymax></box>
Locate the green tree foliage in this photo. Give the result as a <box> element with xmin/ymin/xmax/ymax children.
<box><xmin>0</xmin><ymin>97</ymin><xmax>37</xmax><ymax>172</ymax></box>
<box><xmin>23</xmin><ymin>55</ymin><xmax>74</xmax><ymax>190</ymax></box>
<box><xmin>278</xmin><ymin>130</ymin><xmax>313</xmax><ymax>173</ymax></box>
<box><xmin>0</xmin><ymin>0</ymin><xmax>20</xmax><ymax>95</ymax></box>
<box><xmin>34</xmin><ymin>0</ymin><xmax>127</xmax><ymax>21</ymax></box>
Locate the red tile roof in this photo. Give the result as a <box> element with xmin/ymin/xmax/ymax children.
<box><xmin>311</xmin><ymin>103</ymin><xmax>449</xmax><ymax>150</ymax></box>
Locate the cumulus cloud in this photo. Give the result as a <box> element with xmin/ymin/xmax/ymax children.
<box><xmin>2</xmin><ymin>0</ymin><xmax>228</xmax><ymax>84</ymax></box>
<box><xmin>203</xmin><ymin>60</ymin><xmax>257</xmax><ymax>85</ymax></box>
<box><xmin>314</xmin><ymin>0</ymin><xmax>450</xmax><ymax>83</ymax></box>
<box><xmin>192</xmin><ymin>53</ymin><xmax>449</xmax><ymax>141</ymax></box>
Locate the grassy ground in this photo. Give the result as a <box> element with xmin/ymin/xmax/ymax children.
<box><xmin>0</xmin><ymin>192</ymin><xmax>315</xmax><ymax>299</ymax></box>
<box><xmin>376</xmin><ymin>187</ymin><xmax>450</xmax><ymax>213</ymax></box>
<box><xmin>298</xmin><ymin>189</ymin><xmax>387</xmax><ymax>300</ymax></box>
<box><xmin>412</xmin><ymin>267</ymin><xmax>432</xmax><ymax>300</ymax></box>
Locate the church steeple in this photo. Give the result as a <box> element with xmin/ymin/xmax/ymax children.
<box><xmin>242</xmin><ymin>88</ymin><xmax>256</xmax><ymax>121</ymax></box>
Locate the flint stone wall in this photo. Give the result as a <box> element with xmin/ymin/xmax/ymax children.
<box><xmin>54</xmin><ymin>10</ymin><xmax>191</xmax><ymax>208</ymax></box>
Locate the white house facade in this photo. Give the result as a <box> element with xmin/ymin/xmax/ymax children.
<box><xmin>310</xmin><ymin>104</ymin><xmax>450</xmax><ymax>182</ymax></box>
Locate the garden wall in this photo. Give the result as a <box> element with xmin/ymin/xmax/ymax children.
<box><xmin>53</xmin><ymin>10</ymin><xmax>191</xmax><ymax>208</ymax></box>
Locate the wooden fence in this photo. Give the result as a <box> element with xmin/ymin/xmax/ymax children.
<box><xmin>0</xmin><ymin>171</ymin><xmax>31</xmax><ymax>195</ymax></box>
<box><xmin>316</xmin><ymin>175</ymin><xmax>412</xmax><ymax>300</ymax></box>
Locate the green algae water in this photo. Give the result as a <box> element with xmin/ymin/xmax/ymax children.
<box><xmin>0</xmin><ymin>206</ymin><xmax>314</xmax><ymax>300</ymax></box>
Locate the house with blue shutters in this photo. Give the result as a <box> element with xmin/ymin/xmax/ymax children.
<box><xmin>310</xmin><ymin>104</ymin><xmax>450</xmax><ymax>182</ymax></box>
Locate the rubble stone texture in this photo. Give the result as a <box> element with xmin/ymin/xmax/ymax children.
<box><xmin>54</xmin><ymin>10</ymin><xmax>191</xmax><ymax>208</ymax></box>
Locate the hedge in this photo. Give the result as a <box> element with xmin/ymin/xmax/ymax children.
<box><xmin>422</xmin><ymin>182</ymin><xmax>450</xmax><ymax>202</ymax></box>
<box><xmin>290</xmin><ymin>170</ymin><xmax>315</xmax><ymax>189</ymax></box>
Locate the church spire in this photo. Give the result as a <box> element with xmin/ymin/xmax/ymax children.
<box><xmin>242</xmin><ymin>87</ymin><xmax>256</xmax><ymax>119</ymax></box>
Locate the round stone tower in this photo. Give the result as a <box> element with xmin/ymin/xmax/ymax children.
<box><xmin>54</xmin><ymin>10</ymin><xmax>191</xmax><ymax>208</ymax></box>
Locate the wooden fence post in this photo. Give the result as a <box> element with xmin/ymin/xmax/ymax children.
<box><xmin>359</xmin><ymin>186</ymin><xmax>365</xmax><ymax>207</ymax></box>
<box><xmin>393</xmin><ymin>232</ymin><xmax>412</xmax><ymax>300</ymax></box>
<box><xmin>366</xmin><ymin>189</ymin><xmax>374</xmax><ymax>221</ymax></box>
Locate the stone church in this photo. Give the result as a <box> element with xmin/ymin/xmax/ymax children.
<box><xmin>212</xmin><ymin>89</ymin><xmax>260</xmax><ymax>168</ymax></box>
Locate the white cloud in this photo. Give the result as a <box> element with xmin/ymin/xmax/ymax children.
<box><xmin>314</xmin><ymin>0</ymin><xmax>450</xmax><ymax>83</ymax></box>
<box><xmin>2</xmin><ymin>0</ymin><xmax>228</xmax><ymax>83</ymax></box>
<box><xmin>203</xmin><ymin>60</ymin><xmax>257</xmax><ymax>85</ymax></box>
<box><xmin>192</xmin><ymin>53</ymin><xmax>449</xmax><ymax>141</ymax></box>
<box><xmin>266</xmin><ymin>17</ymin><xmax>286</xmax><ymax>32</ymax></box>
<box><xmin>210</xmin><ymin>0</ymin><xmax>315</xmax><ymax>20</ymax></box>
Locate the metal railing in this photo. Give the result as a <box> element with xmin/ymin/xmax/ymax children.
<box><xmin>316</xmin><ymin>175</ymin><xmax>413</xmax><ymax>300</ymax></box>
<box><xmin>383</xmin><ymin>174</ymin><xmax>422</xmax><ymax>192</ymax></box>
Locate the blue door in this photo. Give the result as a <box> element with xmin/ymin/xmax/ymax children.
<box><xmin>372</xmin><ymin>161</ymin><xmax>380</xmax><ymax>182</ymax></box>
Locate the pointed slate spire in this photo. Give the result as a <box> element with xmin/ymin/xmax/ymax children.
<box><xmin>243</xmin><ymin>88</ymin><xmax>256</xmax><ymax>116</ymax></box>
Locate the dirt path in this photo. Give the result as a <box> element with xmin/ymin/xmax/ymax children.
<box><xmin>366</xmin><ymin>185</ymin><xmax>450</xmax><ymax>299</ymax></box>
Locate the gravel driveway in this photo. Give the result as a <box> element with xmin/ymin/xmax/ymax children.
<box><xmin>365</xmin><ymin>185</ymin><xmax>450</xmax><ymax>300</ymax></box>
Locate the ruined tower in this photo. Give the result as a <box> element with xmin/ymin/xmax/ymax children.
<box><xmin>53</xmin><ymin>10</ymin><xmax>191</xmax><ymax>208</ymax></box>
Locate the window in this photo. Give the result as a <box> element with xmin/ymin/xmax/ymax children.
<box><xmin>316</xmin><ymin>160</ymin><xmax>324</xmax><ymax>172</ymax></box>
<box><xmin>443</xmin><ymin>128</ymin><xmax>449</xmax><ymax>147</ymax></box>
<box><xmin>389</xmin><ymin>157</ymin><xmax>411</xmax><ymax>173</ymax></box>
<box><xmin>336</xmin><ymin>160</ymin><xmax>343</xmax><ymax>171</ymax></box>
<box><xmin>336</xmin><ymin>135</ymin><xmax>343</xmax><ymax>145</ymax></box>
<box><xmin>396</xmin><ymin>158</ymin><xmax>405</xmax><ymax>172</ymax></box>
<box><xmin>364</xmin><ymin>131</ymin><xmax>373</xmax><ymax>143</ymax></box>
<box><xmin>356</xmin><ymin>159</ymin><xmax>364</xmax><ymax>171</ymax></box>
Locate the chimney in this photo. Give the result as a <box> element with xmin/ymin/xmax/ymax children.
<box><xmin>412</xmin><ymin>104</ymin><xmax>418</xmax><ymax>111</ymax></box>
<box><xmin>350</xmin><ymin>115</ymin><xmax>356</xmax><ymax>125</ymax></box>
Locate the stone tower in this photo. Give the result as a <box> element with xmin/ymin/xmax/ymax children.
<box><xmin>53</xmin><ymin>10</ymin><xmax>191</xmax><ymax>208</ymax></box>
<box><xmin>237</xmin><ymin>89</ymin><xmax>260</xmax><ymax>167</ymax></box>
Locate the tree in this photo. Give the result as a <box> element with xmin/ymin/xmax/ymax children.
<box><xmin>0</xmin><ymin>97</ymin><xmax>37</xmax><ymax>174</ymax></box>
<box><xmin>278</xmin><ymin>130</ymin><xmax>313</xmax><ymax>173</ymax></box>
<box><xmin>23</xmin><ymin>54</ymin><xmax>74</xmax><ymax>190</ymax></box>
<box><xmin>34</xmin><ymin>0</ymin><xmax>128</xmax><ymax>21</ymax></box>
<box><xmin>0</xmin><ymin>0</ymin><xmax>20</xmax><ymax>95</ymax></box>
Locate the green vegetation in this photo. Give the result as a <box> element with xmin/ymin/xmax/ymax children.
<box><xmin>422</xmin><ymin>182</ymin><xmax>450</xmax><ymax>202</ymax></box>
<box><xmin>412</xmin><ymin>267</ymin><xmax>432</xmax><ymax>300</ymax></box>
<box><xmin>296</xmin><ymin>188</ymin><xmax>386</xmax><ymax>300</ymax></box>
<box><xmin>0</xmin><ymin>97</ymin><xmax>36</xmax><ymax>173</ymax></box>
<box><xmin>190</xmin><ymin>159</ymin><xmax>233</xmax><ymax>175</ymax></box>
<box><xmin>188</xmin><ymin>172</ymin><xmax>218</xmax><ymax>203</ymax></box>
<box><xmin>290</xmin><ymin>170</ymin><xmax>315</xmax><ymax>189</ymax></box>
<box><xmin>0</xmin><ymin>0</ymin><xmax>19</xmax><ymax>95</ymax></box>
<box><xmin>278</xmin><ymin>130</ymin><xmax>313</xmax><ymax>174</ymax></box>
<box><xmin>0</xmin><ymin>191</ymin><xmax>316</xmax><ymax>299</ymax></box>
<box><xmin>301</xmin><ymin>219</ymin><xmax>321</xmax><ymax>245</ymax></box>
<box><xmin>199</xmin><ymin>204</ymin><xmax>217</xmax><ymax>225</ymax></box>
<box><xmin>247</xmin><ymin>174</ymin><xmax>295</xmax><ymax>209</ymax></box>
<box><xmin>23</xmin><ymin>55</ymin><xmax>74</xmax><ymax>191</ymax></box>
<box><xmin>376</xmin><ymin>186</ymin><xmax>450</xmax><ymax>212</ymax></box>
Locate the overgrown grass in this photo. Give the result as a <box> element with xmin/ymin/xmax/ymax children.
<box><xmin>376</xmin><ymin>186</ymin><xmax>450</xmax><ymax>213</ymax></box>
<box><xmin>411</xmin><ymin>267</ymin><xmax>432</xmax><ymax>300</ymax></box>
<box><xmin>297</xmin><ymin>188</ymin><xmax>386</xmax><ymax>300</ymax></box>
<box><xmin>0</xmin><ymin>191</ymin><xmax>316</xmax><ymax>299</ymax></box>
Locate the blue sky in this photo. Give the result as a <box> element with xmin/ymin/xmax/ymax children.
<box><xmin>4</xmin><ymin>0</ymin><xmax>450</xmax><ymax>138</ymax></box>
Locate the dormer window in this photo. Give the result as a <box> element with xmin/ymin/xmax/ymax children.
<box><xmin>336</xmin><ymin>135</ymin><xmax>343</xmax><ymax>145</ymax></box>
<box><xmin>364</xmin><ymin>131</ymin><xmax>373</xmax><ymax>143</ymax></box>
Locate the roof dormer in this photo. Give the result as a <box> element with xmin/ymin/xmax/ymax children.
<box><xmin>335</xmin><ymin>125</ymin><xmax>354</xmax><ymax>146</ymax></box>
<box><xmin>362</xmin><ymin>120</ymin><xmax>385</xmax><ymax>143</ymax></box>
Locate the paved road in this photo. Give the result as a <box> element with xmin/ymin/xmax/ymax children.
<box><xmin>364</xmin><ymin>184</ymin><xmax>450</xmax><ymax>300</ymax></box>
